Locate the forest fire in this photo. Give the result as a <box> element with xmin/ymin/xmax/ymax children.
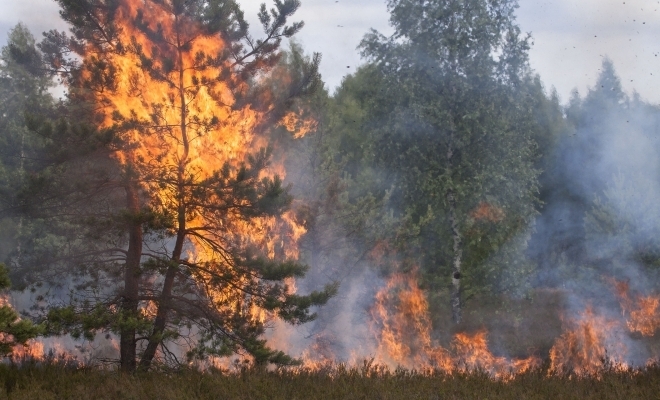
<box><xmin>4</xmin><ymin>0</ymin><xmax>660</xmax><ymax>391</ymax></box>
<box><xmin>0</xmin><ymin>0</ymin><xmax>337</xmax><ymax>373</ymax></box>
<box><xmin>610</xmin><ymin>279</ymin><xmax>660</xmax><ymax>336</ymax></box>
<box><xmin>368</xmin><ymin>271</ymin><xmax>540</xmax><ymax>378</ymax></box>
<box><xmin>548</xmin><ymin>307</ymin><xmax>627</xmax><ymax>377</ymax></box>
<box><xmin>87</xmin><ymin>0</ymin><xmax>305</xmax><ymax>261</ymax></box>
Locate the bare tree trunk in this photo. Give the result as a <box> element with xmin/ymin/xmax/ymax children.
<box><xmin>138</xmin><ymin>264</ymin><xmax>177</xmax><ymax>369</ymax></box>
<box><xmin>447</xmin><ymin>188</ymin><xmax>462</xmax><ymax>324</ymax></box>
<box><xmin>120</xmin><ymin>176</ymin><xmax>143</xmax><ymax>372</ymax></box>
<box><xmin>446</xmin><ymin>128</ymin><xmax>462</xmax><ymax>324</ymax></box>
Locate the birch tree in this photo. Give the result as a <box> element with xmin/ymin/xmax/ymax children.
<box><xmin>359</xmin><ymin>0</ymin><xmax>541</xmax><ymax>323</ymax></box>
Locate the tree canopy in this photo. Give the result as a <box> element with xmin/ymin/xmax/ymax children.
<box><xmin>10</xmin><ymin>0</ymin><xmax>334</xmax><ymax>372</ymax></box>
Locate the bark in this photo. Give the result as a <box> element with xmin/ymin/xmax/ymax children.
<box><xmin>120</xmin><ymin>179</ymin><xmax>142</xmax><ymax>372</ymax></box>
<box><xmin>446</xmin><ymin>128</ymin><xmax>463</xmax><ymax>324</ymax></box>
<box><xmin>447</xmin><ymin>188</ymin><xmax>462</xmax><ymax>324</ymax></box>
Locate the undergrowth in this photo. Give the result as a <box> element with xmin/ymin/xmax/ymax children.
<box><xmin>0</xmin><ymin>360</ymin><xmax>658</xmax><ymax>399</ymax></box>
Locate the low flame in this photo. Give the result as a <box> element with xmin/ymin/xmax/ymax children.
<box><xmin>548</xmin><ymin>307</ymin><xmax>628</xmax><ymax>377</ymax></box>
<box><xmin>369</xmin><ymin>271</ymin><xmax>540</xmax><ymax>378</ymax></box>
<box><xmin>610</xmin><ymin>279</ymin><xmax>660</xmax><ymax>336</ymax></box>
<box><xmin>469</xmin><ymin>202</ymin><xmax>505</xmax><ymax>223</ymax></box>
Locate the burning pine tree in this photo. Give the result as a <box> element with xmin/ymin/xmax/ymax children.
<box><xmin>33</xmin><ymin>0</ymin><xmax>334</xmax><ymax>372</ymax></box>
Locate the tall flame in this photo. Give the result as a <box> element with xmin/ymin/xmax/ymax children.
<box><xmin>74</xmin><ymin>0</ymin><xmax>313</xmax><ymax>364</ymax></box>
<box><xmin>369</xmin><ymin>271</ymin><xmax>540</xmax><ymax>378</ymax></box>
<box><xmin>548</xmin><ymin>307</ymin><xmax>628</xmax><ymax>377</ymax></box>
<box><xmin>83</xmin><ymin>0</ymin><xmax>307</xmax><ymax>265</ymax></box>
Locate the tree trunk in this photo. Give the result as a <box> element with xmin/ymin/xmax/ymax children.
<box><xmin>138</xmin><ymin>265</ymin><xmax>177</xmax><ymax>370</ymax></box>
<box><xmin>446</xmin><ymin>125</ymin><xmax>463</xmax><ymax>324</ymax></box>
<box><xmin>447</xmin><ymin>188</ymin><xmax>462</xmax><ymax>324</ymax></box>
<box><xmin>139</xmin><ymin>24</ymin><xmax>189</xmax><ymax>370</ymax></box>
<box><xmin>120</xmin><ymin>179</ymin><xmax>142</xmax><ymax>372</ymax></box>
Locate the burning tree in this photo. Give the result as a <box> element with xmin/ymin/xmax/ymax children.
<box><xmin>27</xmin><ymin>0</ymin><xmax>335</xmax><ymax>371</ymax></box>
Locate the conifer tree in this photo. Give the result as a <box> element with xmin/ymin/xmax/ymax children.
<box><xmin>0</xmin><ymin>23</ymin><xmax>54</xmax><ymax>259</ymax></box>
<box><xmin>581</xmin><ymin>61</ymin><xmax>660</xmax><ymax>276</ymax></box>
<box><xmin>0</xmin><ymin>264</ymin><xmax>42</xmax><ymax>355</ymax></box>
<box><xmin>29</xmin><ymin>0</ymin><xmax>334</xmax><ymax>372</ymax></box>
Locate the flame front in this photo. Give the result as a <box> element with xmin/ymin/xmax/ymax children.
<box><xmin>369</xmin><ymin>271</ymin><xmax>540</xmax><ymax>378</ymax></box>
<box><xmin>611</xmin><ymin>279</ymin><xmax>660</xmax><ymax>336</ymax></box>
<box><xmin>548</xmin><ymin>307</ymin><xmax>627</xmax><ymax>377</ymax></box>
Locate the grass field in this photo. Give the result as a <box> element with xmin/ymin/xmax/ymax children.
<box><xmin>0</xmin><ymin>361</ymin><xmax>659</xmax><ymax>400</ymax></box>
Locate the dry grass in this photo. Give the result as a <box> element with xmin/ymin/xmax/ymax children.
<box><xmin>0</xmin><ymin>361</ymin><xmax>659</xmax><ymax>400</ymax></box>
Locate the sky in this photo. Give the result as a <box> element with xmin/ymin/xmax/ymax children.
<box><xmin>1</xmin><ymin>0</ymin><xmax>660</xmax><ymax>104</ymax></box>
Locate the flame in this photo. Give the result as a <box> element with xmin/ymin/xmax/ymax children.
<box><xmin>548</xmin><ymin>307</ymin><xmax>627</xmax><ymax>377</ymax></box>
<box><xmin>628</xmin><ymin>296</ymin><xmax>660</xmax><ymax>336</ymax></box>
<box><xmin>280</xmin><ymin>111</ymin><xmax>318</xmax><ymax>139</ymax></box>
<box><xmin>8</xmin><ymin>338</ymin><xmax>98</xmax><ymax>366</ymax></box>
<box><xmin>452</xmin><ymin>330</ymin><xmax>539</xmax><ymax>377</ymax></box>
<box><xmin>610</xmin><ymin>278</ymin><xmax>660</xmax><ymax>337</ymax></box>
<box><xmin>468</xmin><ymin>202</ymin><xmax>505</xmax><ymax>223</ymax></box>
<box><xmin>370</xmin><ymin>271</ymin><xmax>540</xmax><ymax>378</ymax></box>
<box><xmin>79</xmin><ymin>0</ymin><xmax>312</xmax><ymax>335</ymax></box>
<box><xmin>10</xmin><ymin>340</ymin><xmax>44</xmax><ymax>361</ymax></box>
<box><xmin>24</xmin><ymin>0</ymin><xmax>660</xmax><ymax>375</ymax></box>
<box><xmin>85</xmin><ymin>0</ymin><xmax>309</xmax><ymax>259</ymax></box>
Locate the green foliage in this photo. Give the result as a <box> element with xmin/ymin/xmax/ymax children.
<box><xmin>0</xmin><ymin>264</ymin><xmax>42</xmax><ymax>354</ymax></box>
<box><xmin>5</xmin><ymin>0</ymin><xmax>660</xmax><ymax>379</ymax></box>
<box><xmin>10</xmin><ymin>0</ymin><xmax>334</xmax><ymax>372</ymax></box>
<box><xmin>0</xmin><ymin>23</ymin><xmax>55</xmax><ymax>261</ymax></box>
<box><xmin>353</xmin><ymin>0</ymin><xmax>542</xmax><ymax>302</ymax></box>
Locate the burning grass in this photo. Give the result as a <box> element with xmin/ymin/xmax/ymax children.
<box><xmin>0</xmin><ymin>361</ymin><xmax>660</xmax><ymax>399</ymax></box>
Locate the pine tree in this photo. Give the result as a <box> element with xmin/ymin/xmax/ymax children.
<box><xmin>0</xmin><ymin>264</ymin><xmax>42</xmax><ymax>355</ymax></box>
<box><xmin>29</xmin><ymin>0</ymin><xmax>334</xmax><ymax>371</ymax></box>
<box><xmin>581</xmin><ymin>62</ymin><xmax>660</xmax><ymax>276</ymax></box>
<box><xmin>0</xmin><ymin>23</ymin><xmax>54</xmax><ymax>259</ymax></box>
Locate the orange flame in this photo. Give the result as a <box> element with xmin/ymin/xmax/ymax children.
<box><xmin>280</xmin><ymin>111</ymin><xmax>318</xmax><ymax>139</ymax></box>
<box><xmin>370</xmin><ymin>271</ymin><xmax>540</xmax><ymax>378</ymax></box>
<box><xmin>548</xmin><ymin>307</ymin><xmax>627</xmax><ymax>377</ymax></box>
<box><xmin>80</xmin><ymin>0</ymin><xmax>312</xmax><ymax>332</ymax></box>
<box><xmin>628</xmin><ymin>297</ymin><xmax>660</xmax><ymax>336</ymax></box>
<box><xmin>84</xmin><ymin>0</ymin><xmax>309</xmax><ymax>262</ymax></box>
<box><xmin>610</xmin><ymin>278</ymin><xmax>660</xmax><ymax>336</ymax></box>
<box><xmin>469</xmin><ymin>202</ymin><xmax>505</xmax><ymax>223</ymax></box>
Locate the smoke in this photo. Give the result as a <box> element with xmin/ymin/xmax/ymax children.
<box><xmin>525</xmin><ymin>58</ymin><xmax>660</xmax><ymax>367</ymax></box>
<box><xmin>267</xmin><ymin>56</ymin><xmax>660</xmax><ymax>372</ymax></box>
<box><xmin>5</xmin><ymin>8</ymin><xmax>660</xmax><ymax>374</ymax></box>
<box><xmin>5</xmin><ymin>287</ymin><xmax>120</xmax><ymax>365</ymax></box>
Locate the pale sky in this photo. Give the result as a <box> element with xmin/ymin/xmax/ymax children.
<box><xmin>1</xmin><ymin>0</ymin><xmax>660</xmax><ymax>104</ymax></box>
